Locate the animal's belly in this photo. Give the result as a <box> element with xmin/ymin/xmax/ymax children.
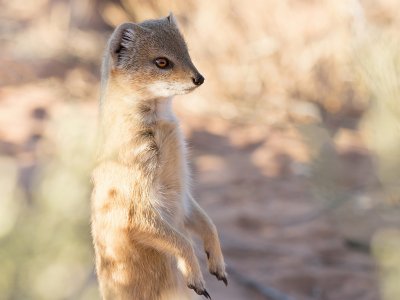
<box><xmin>156</xmin><ymin>145</ymin><xmax>188</xmax><ymax>223</ymax></box>
<box><xmin>94</xmin><ymin>236</ymin><xmax>186</xmax><ymax>299</ymax></box>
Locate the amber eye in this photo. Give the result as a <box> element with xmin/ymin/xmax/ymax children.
<box><xmin>154</xmin><ymin>57</ymin><xmax>170</xmax><ymax>69</ymax></box>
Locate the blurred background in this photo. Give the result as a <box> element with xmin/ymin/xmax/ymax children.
<box><xmin>1</xmin><ymin>0</ymin><xmax>400</xmax><ymax>299</ymax></box>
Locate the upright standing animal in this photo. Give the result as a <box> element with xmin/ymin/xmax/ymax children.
<box><xmin>91</xmin><ymin>13</ymin><xmax>227</xmax><ymax>300</ymax></box>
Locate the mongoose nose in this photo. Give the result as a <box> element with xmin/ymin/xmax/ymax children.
<box><xmin>192</xmin><ymin>74</ymin><xmax>205</xmax><ymax>86</ymax></box>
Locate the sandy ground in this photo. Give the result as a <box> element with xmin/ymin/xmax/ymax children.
<box><xmin>181</xmin><ymin>115</ymin><xmax>380</xmax><ymax>300</ymax></box>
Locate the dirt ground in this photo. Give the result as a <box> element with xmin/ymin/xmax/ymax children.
<box><xmin>183</xmin><ymin>116</ymin><xmax>380</xmax><ymax>300</ymax></box>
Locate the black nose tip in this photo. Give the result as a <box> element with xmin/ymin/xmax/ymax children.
<box><xmin>192</xmin><ymin>74</ymin><xmax>205</xmax><ymax>86</ymax></box>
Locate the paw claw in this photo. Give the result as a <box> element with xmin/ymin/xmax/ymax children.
<box><xmin>203</xmin><ymin>289</ymin><xmax>211</xmax><ymax>299</ymax></box>
<box><xmin>210</xmin><ymin>271</ymin><xmax>228</xmax><ymax>286</ymax></box>
<box><xmin>188</xmin><ymin>285</ymin><xmax>211</xmax><ymax>299</ymax></box>
<box><xmin>222</xmin><ymin>276</ymin><xmax>228</xmax><ymax>286</ymax></box>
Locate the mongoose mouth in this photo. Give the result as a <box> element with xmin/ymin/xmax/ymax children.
<box><xmin>184</xmin><ymin>86</ymin><xmax>197</xmax><ymax>92</ymax></box>
<box><xmin>178</xmin><ymin>86</ymin><xmax>198</xmax><ymax>94</ymax></box>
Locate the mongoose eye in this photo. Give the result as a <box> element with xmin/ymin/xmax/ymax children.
<box><xmin>154</xmin><ymin>57</ymin><xmax>170</xmax><ymax>69</ymax></box>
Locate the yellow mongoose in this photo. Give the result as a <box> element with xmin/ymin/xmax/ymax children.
<box><xmin>91</xmin><ymin>13</ymin><xmax>227</xmax><ymax>300</ymax></box>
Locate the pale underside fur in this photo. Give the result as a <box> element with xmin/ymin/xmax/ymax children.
<box><xmin>91</xmin><ymin>88</ymin><xmax>226</xmax><ymax>300</ymax></box>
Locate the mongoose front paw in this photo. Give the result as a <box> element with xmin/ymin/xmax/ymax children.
<box><xmin>187</xmin><ymin>284</ymin><xmax>211</xmax><ymax>299</ymax></box>
<box><xmin>205</xmin><ymin>250</ymin><xmax>228</xmax><ymax>286</ymax></box>
<box><xmin>210</xmin><ymin>270</ymin><xmax>228</xmax><ymax>286</ymax></box>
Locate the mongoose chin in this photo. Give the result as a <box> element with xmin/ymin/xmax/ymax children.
<box><xmin>91</xmin><ymin>13</ymin><xmax>227</xmax><ymax>300</ymax></box>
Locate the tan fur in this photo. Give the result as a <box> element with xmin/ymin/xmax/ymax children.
<box><xmin>91</xmin><ymin>19</ymin><xmax>227</xmax><ymax>299</ymax></box>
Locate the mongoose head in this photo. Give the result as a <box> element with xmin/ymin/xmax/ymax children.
<box><xmin>104</xmin><ymin>13</ymin><xmax>204</xmax><ymax>100</ymax></box>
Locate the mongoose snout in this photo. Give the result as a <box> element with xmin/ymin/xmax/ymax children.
<box><xmin>192</xmin><ymin>73</ymin><xmax>205</xmax><ymax>86</ymax></box>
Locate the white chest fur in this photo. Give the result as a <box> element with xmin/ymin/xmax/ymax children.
<box><xmin>155</xmin><ymin>97</ymin><xmax>176</xmax><ymax>122</ymax></box>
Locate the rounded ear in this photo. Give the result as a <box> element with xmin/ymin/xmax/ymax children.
<box><xmin>108</xmin><ymin>23</ymin><xmax>148</xmax><ymax>68</ymax></box>
<box><xmin>167</xmin><ymin>12</ymin><xmax>179</xmax><ymax>27</ymax></box>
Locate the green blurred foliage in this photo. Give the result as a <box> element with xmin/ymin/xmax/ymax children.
<box><xmin>0</xmin><ymin>109</ymin><xmax>99</xmax><ymax>299</ymax></box>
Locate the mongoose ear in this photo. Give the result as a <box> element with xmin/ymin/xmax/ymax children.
<box><xmin>167</xmin><ymin>12</ymin><xmax>179</xmax><ymax>27</ymax></box>
<box><xmin>108</xmin><ymin>23</ymin><xmax>147</xmax><ymax>68</ymax></box>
